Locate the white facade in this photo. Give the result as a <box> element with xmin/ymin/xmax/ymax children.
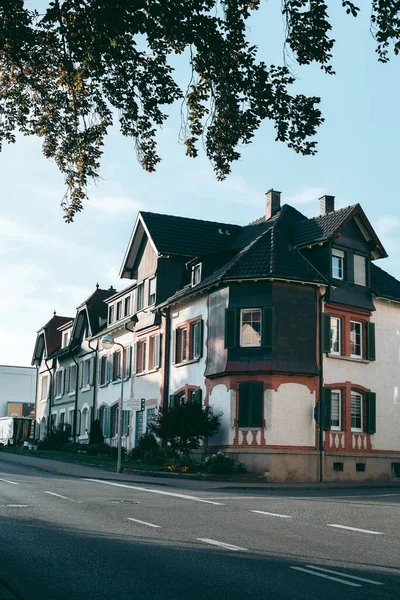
<box><xmin>0</xmin><ymin>364</ymin><xmax>37</xmax><ymax>418</ymax></box>
<box><xmin>265</xmin><ymin>384</ymin><xmax>316</xmax><ymax>447</ymax></box>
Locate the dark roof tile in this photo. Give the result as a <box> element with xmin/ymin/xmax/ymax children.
<box><xmin>294</xmin><ymin>205</ymin><xmax>357</xmax><ymax>246</ymax></box>
<box><xmin>371</xmin><ymin>264</ymin><xmax>400</xmax><ymax>302</ymax></box>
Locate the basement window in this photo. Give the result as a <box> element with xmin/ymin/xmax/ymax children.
<box><xmin>392</xmin><ymin>463</ymin><xmax>400</xmax><ymax>477</ymax></box>
<box><xmin>356</xmin><ymin>463</ymin><xmax>366</xmax><ymax>472</ymax></box>
<box><xmin>333</xmin><ymin>462</ymin><xmax>344</xmax><ymax>472</ymax></box>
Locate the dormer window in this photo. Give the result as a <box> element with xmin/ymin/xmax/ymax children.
<box><xmin>109</xmin><ymin>305</ymin><xmax>114</xmax><ymax>324</ymax></box>
<box><xmin>62</xmin><ymin>330</ymin><xmax>70</xmax><ymax>348</ymax></box>
<box><xmin>192</xmin><ymin>263</ymin><xmax>202</xmax><ymax>286</ymax></box>
<box><xmin>354</xmin><ymin>254</ymin><xmax>366</xmax><ymax>286</ymax></box>
<box><xmin>137</xmin><ymin>283</ymin><xmax>144</xmax><ymax>311</ymax></box>
<box><xmin>124</xmin><ymin>295</ymin><xmax>131</xmax><ymax>317</ymax></box>
<box><xmin>332</xmin><ymin>249</ymin><xmax>344</xmax><ymax>280</ymax></box>
<box><xmin>148</xmin><ymin>277</ymin><xmax>156</xmax><ymax>305</ymax></box>
<box><xmin>116</xmin><ymin>301</ymin><xmax>122</xmax><ymax>321</ymax></box>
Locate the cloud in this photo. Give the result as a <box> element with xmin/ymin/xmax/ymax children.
<box><xmin>375</xmin><ymin>215</ymin><xmax>400</xmax><ymax>237</ymax></box>
<box><xmin>285</xmin><ymin>187</ymin><xmax>325</xmax><ymax>205</ymax></box>
<box><xmin>86</xmin><ymin>193</ymin><xmax>141</xmax><ymax>214</ymax></box>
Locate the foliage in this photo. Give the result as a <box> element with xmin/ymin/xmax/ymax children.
<box><xmin>126</xmin><ymin>432</ymin><xmax>165</xmax><ymax>465</ymax></box>
<box><xmin>38</xmin><ymin>424</ymin><xmax>71</xmax><ymax>450</ymax></box>
<box><xmin>86</xmin><ymin>442</ymin><xmax>111</xmax><ymax>456</ymax></box>
<box><xmin>89</xmin><ymin>419</ymin><xmax>104</xmax><ymax>445</ymax></box>
<box><xmin>150</xmin><ymin>402</ymin><xmax>221</xmax><ymax>456</ymax></box>
<box><xmin>202</xmin><ymin>451</ymin><xmax>247</xmax><ymax>475</ymax></box>
<box><xmin>4</xmin><ymin>2</ymin><xmax>397</xmax><ymax>220</ymax></box>
<box><xmin>61</xmin><ymin>441</ymin><xmax>86</xmax><ymax>453</ymax></box>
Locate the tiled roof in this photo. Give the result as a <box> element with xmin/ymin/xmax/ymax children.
<box><xmin>35</xmin><ymin>315</ymin><xmax>74</xmax><ymax>360</ymax></box>
<box><xmin>371</xmin><ymin>264</ymin><xmax>400</xmax><ymax>302</ymax></box>
<box><xmin>140</xmin><ymin>211</ymin><xmax>242</xmax><ymax>257</ymax></box>
<box><xmin>80</xmin><ymin>287</ymin><xmax>116</xmax><ymax>336</ymax></box>
<box><xmin>294</xmin><ymin>205</ymin><xmax>357</xmax><ymax>246</ymax></box>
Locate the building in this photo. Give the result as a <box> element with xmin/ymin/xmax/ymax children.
<box><xmin>0</xmin><ymin>364</ymin><xmax>36</xmax><ymax>418</ymax></box>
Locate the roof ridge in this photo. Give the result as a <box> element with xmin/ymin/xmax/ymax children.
<box><xmin>310</xmin><ymin>204</ymin><xmax>358</xmax><ymax>222</ymax></box>
<box><xmin>140</xmin><ymin>210</ymin><xmax>241</xmax><ymax>229</ymax></box>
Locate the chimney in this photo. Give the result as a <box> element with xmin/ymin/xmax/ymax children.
<box><xmin>266</xmin><ymin>189</ymin><xmax>281</xmax><ymax>220</ymax></box>
<box><xmin>319</xmin><ymin>195</ymin><xmax>335</xmax><ymax>216</ymax></box>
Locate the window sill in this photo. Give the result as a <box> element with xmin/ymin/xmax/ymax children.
<box><xmin>330</xmin><ymin>429</ymin><xmax>344</xmax><ymax>433</ymax></box>
<box><xmin>54</xmin><ymin>394</ymin><xmax>62</xmax><ymax>400</ymax></box>
<box><xmin>174</xmin><ymin>358</ymin><xmax>200</xmax><ymax>368</ymax></box>
<box><xmin>68</xmin><ymin>391</ymin><xmax>76</xmax><ymax>397</ymax></box>
<box><xmin>351</xmin><ymin>430</ymin><xmax>366</xmax><ymax>434</ymax></box>
<box><xmin>79</xmin><ymin>434</ymin><xmax>89</xmax><ymax>441</ymax></box>
<box><xmin>99</xmin><ymin>383</ymin><xmax>108</xmax><ymax>388</ymax></box>
<box><xmin>238</xmin><ymin>426</ymin><xmax>263</xmax><ymax>430</ymax></box>
<box><xmin>327</xmin><ymin>354</ymin><xmax>369</xmax><ymax>364</ymax></box>
<box><xmin>112</xmin><ymin>379</ymin><xmax>122</xmax><ymax>385</ymax></box>
<box><xmin>81</xmin><ymin>385</ymin><xmax>91</xmax><ymax>393</ymax></box>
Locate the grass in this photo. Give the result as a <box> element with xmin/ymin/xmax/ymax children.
<box><xmin>1</xmin><ymin>447</ymin><xmax>162</xmax><ymax>471</ymax></box>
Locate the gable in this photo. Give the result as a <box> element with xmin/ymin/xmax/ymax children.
<box><xmin>334</xmin><ymin>218</ymin><xmax>371</xmax><ymax>253</ymax></box>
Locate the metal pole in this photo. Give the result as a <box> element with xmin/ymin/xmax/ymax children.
<box><xmin>117</xmin><ymin>352</ymin><xmax>124</xmax><ymax>474</ymax></box>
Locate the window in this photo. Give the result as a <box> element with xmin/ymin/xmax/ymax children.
<box><xmin>350</xmin><ymin>321</ymin><xmax>362</xmax><ymax>358</ymax></box>
<box><xmin>149</xmin><ymin>335</ymin><xmax>161</xmax><ymax>370</ymax></box>
<box><xmin>136</xmin><ymin>340</ymin><xmax>147</xmax><ymax>374</ymax></box>
<box><xmin>116</xmin><ymin>301</ymin><xmax>122</xmax><ymax>321</ymax></box>
<box><xmin>137</xmin><ymin>283</ymin><xmax>144</xmax><ymax>311</ymax></box>
<box><xmin>148</xmin><ymin>278</ymin><xmax>156</xmax><ymax>305</ymax></box>
<box><xmin>392</xmin><ymin>463</ymin><xmax>400</xmax><ymax>477</ymax></box>
<box><xmin>124</xmin><ymin>295</ymin><xmax>131</xmax><ymax>317</ymax></box>
<box><xmin>99</xmin><ymin>356</ymin><xmax>107</xmax><ymax>385</ymax></box>
<box><xmin>354</xmin><ymin>254</ymin><xmax>366</xmax><ymax>286</ymax></box>
<box><xmin>181</xmin><ymin>328</ymin><xmax>188</xmax><ymax>362</ymax></box>
<box><xmin>82</xmin><ymin>360</ymin><xmax>91</xmax><ymax>388</ymax></box>
<box><xmin>112</xmin><ymin>351</ymin><xmax>121</xmax><ymax>381</ymax></box>
<box><xmin>330</xmin><ymin>317</ymin><xmax>341</xmax><ymax>355</ymax></box>
<box><xmin>240</xmin><ymin>309</ymin><xmax>262</xmax><ymax>347</ymax></box>
<box><xmin>351</xmin><ymin>392</ymin><xmax>363</xmax><ymax>432</ymax></box>
<box><xmin>238</xmin><ymin>382</ymin><xmax>263</xmax><ymax>427</ymax></box>
<box><xmin>59</xmin><ymin>412</ymin><xmax>65</xmax><ymax>426</ymax></box>
<box><xmin>81</xmin><ymin>408</ymin><xmax>89</xmax><ymax>435</ymax></box>
<box><xmin>109</xmin><ymin>305</ymin><xmax>114</xmax><ymax>324</ymax></box>
<box><xmin>69</xmin><ymin>364</ymin><xmax>77</xmax><ymax>393</ymax></box>
<box><xmin>330</xmin><ymin>390</ymin><xmax>341</xmax><ymax>430</ymax></box>
<box><xmin>55</xmin><ymin>370</ymin><xmax>64</xmax><ymax>397</ymax></box>
<box><xmin>332</xmin><ymin>249</ymin><xmax>344</xmax><ymax>279</ymax></box>
<box><xmin>41</xmin><ymin>376</ymin><xmax>49</xmax><ymax>401</ymax></box>
<box><xmin>192</xmin><ymin>264</ymin><xmax>201</xmax><ymax>285</ymax></box>
<box><xmin>62</xmin><ymin>330</ymin><xmax>70</xmax><ymax>348</ymax></box>
<box><xmin>146</xmin><ymin>408</ymin><xmax>156</xmax><ymax>432</ymax></box>
<box><xmin>51</xmin><ymin>414</ymin><xmax>56</xmax><ymax>429</ymax></box>
<box><xmin>333</xmin><ymin>462</ymin><xmax>344</xmax><ymax>472</ymax></box>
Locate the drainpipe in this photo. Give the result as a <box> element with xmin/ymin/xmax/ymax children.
<box><xmin>88</xmin><ymin>338</ymin><xmax>99</xmax><ymax>431</ymax></box>
<box><xmin>33</xmin><ymin>365</ymin><xmax>39</xmax><ymax>440</ymax></box>
<box><xmin>69</xmin><ymin>350</ymin><xmax>80</xmax><ymax>443</ymax></box>
<box><xmin>44</xmin><ymin>357</ymin><xmax>54</xmax><ymax>436</ymax></box>
<box><xmin>161</xmin><ymin>307</ymin><xmax>171</xmax><ymax>411</ymax></box>
<box><xmin>318</xmin><ymin>287</ymin><xmax>328</xmax><ymax>483</ymax></box>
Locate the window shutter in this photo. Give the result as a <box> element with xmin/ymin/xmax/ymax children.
<box><xmin>194</xmin><ymin>320</ymin><xmax>204</xmax><ymax>359</ymax></box>
<box><xmin>366</xmin><ymin>322</ymin><xmax>376</xmax><ymax>361</ymax></box>
<box><xmin>321</xmin><ymin>313</ymin><xmax>331</xmax><ymax>354</ymax></box>
<box><xmin>106</xmin><ymin>355</ymin><xmax>112</xmax><ymax>383</ymax></box>
<box><xmin>127</xmin><ymin>346</ymin><xmax>132</xmax><ymax>378</ymax></box>
<box><xmin>238</xmin><ymin>382</ymin><xmax>263</xmax><ymax>427</ymax></box>
<box><xmin>322</xmin><ymin>387</ymin><xmax>332</xmax><ymax>431</ymax></box>
<box><xmin>158</xmin><ymin>333</ymin><xmax>162</xmax><ymax>368</ymax></box>
<box><xmin>65</xmin><ymin>368</ymin><xmax>69</xmax><ymax>394</ymax></box>
<box><xmin>153</xmin><ymin>334</ymin><xmax>160</xmax><ymax>369</ymax></box>
<box><xmin>79</xmin><ymin>363</ymin><xmax>83</xmax><ymax>389</ymax></box>
<box><xmin>96</xmin><ymin>408</ymin><xmax>100</xmax><ymax>421</ymax></box>
<box><xmin>261</xmin><ymin>307</ymin><xmax>274</xmax><ymax>348</ymax></box>
<box><xmin>224</xmin><ymin>309</ymin><xmax>237</xmax><ymax>349</ymax></box>
<box><xmin>168</xmin><ymin>394</ymin><xmax>175</xmax><ymax>409</ymax></box>
<box><xmin>171</xmin><ymin>330</ymin><xmax>178</xmax><ymax>364</ymax></box>
<box><xmin>133</xmin><ymin>342</ymin><xmax>139</xmax><ymax>374</ymax></box>
<box><xmin>123</xmin><ymin>411</ymin><xmax>130</xmax><ymax>436</ymax></box>
<box><xmin>193</xmin><ymin>388</ymin><xmax>202</xmax><ymax>405</ymax></box>
<box><xmin>61</xmin><ymin>370</ymin><xmax>65</xmax><ymax>395</ymax></box>
<box><xmin>104</xmin><ymin>406</ymin><xmax>112</xmax><ymax>438</ymax></box>
<box><xmin>366</xmin><ymin>392</ymin><xmax>376</xmax><ymax>434</ymax></box>
<box><xmin>89</xmin><ymin>357</ymin><xmax>95</xmax><ymax>385</ymax></box>
<box><xmin>98</xmin><ymin>358</ymin><xmax>103</xmax><ymax>384</ymax></box>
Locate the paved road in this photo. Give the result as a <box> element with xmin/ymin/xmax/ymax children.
<box><xmin>0</xmin><ymin>455</ymin><xmax>399</xmax><ymax>600</ymax></box>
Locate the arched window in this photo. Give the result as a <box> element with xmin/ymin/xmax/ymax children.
<box><xmin>81</xmin><ymin>408</ymin><xmax>89</xmax><ymax>435</ymax></box>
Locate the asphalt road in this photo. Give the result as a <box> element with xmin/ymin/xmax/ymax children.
<box><xmin>0</xmin><ymin>456</ymin><xmax>399</xmax><ymax>600</ymax></box>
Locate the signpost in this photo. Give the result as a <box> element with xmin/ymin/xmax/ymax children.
<box><xmin>122</xmin><ymin>398</ymin><xmax>145</xmax><ymax>411</ymax></box>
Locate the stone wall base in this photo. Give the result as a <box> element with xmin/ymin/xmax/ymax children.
<box><xmin>214</xmin><ymin>448</ymin><xmax>400</xmax><ymax>482</ymax></box>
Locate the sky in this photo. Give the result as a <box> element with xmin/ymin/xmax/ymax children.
<box><xmin>1</xmin><ymin>1</ymin><xmax>400</xmax><ymax>367</ymax></box>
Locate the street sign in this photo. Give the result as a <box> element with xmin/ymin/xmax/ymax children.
<box><xmin>123</xmin><ymin>398</ymin><xmax>143</xmax><ymax>411</ymax></box>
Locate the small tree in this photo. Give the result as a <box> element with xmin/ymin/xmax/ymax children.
<box><xmin>150</xmin><ymin>402</ymin><xmax>221</xmax><ymax>456</ymax></box>
<box><xmin>89</xmin><ymin>419</ymin><xmax>104</xmax><ymax>445</ymax></box>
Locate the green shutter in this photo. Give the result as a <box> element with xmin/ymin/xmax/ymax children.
<box><xmin>79</xmin><ymin>363</ymin><xmax>83</xmax><ymax>389</ymax></box>
<box><xmin>238</xmin><ymin>382</ymin><xmax>263</xmax><ymax>427</ymax></box>
<box><xmin>321</xmin><ymin>313</ymin><xmax>331</xmax><ymax>354</ymax></box>
<box><xmin>104</xmin><ymin>406</ymin><xmax>112</xmax><ymax>438</ymax></box>
<box><xmin>89</xmin><ymin>357</ymin><xmax>95</xmax><ymax>385</ymax></box>
<box><xmin>171</xmin><ymin>330</ymin><xmax>178</xmax><ymax>364</ymax></box>
<box><xmin>322</xmin><ymin>387</ymin><xmax>332</xmax><ymax>431</ymax></box>
<box><xmin>168</xmin><ymin>394</ymin><xmax>175</xmax><ymax>409</ymax></box>
<box><xmin>127</xmin><ymin>346</ymin><xmax>132</xmax><ymax>378</ymax></box>
<box><xmin>123</xmin><ymin>411</ymin><xmax>130</xmax><ymax>436</ymax></box>
<box><xmin>65</xmin><ymin>367</ymin><xmax>70</xmax><ymax>394</ymax></box>
<box><xmin>193</xmin><ymin>388</ymin><xmax>202</xmax><ymax>405</ymax></box>
<box><xmin>262</xmin><ymin>307</ymin><xmax>274</xmax><ymax>348</ymax></box>
<box><xmin>96</xmin><ymin>408</ymin><xmax>100</xmax><ymax>421</ymax></box>
<box><xmin>194</xmin><ymin>320</ymin><xmax>203</xmax><ymax>359</ymax></box>
<box><xmin>106</xmin><ymin>355</ymin><xmax>112</xmax><ymax>383</ymax></box>
<box><xmin>366</xmin><ymin>392</ymin><xmax>376</xmax><ymax>434</ymax></box>
<box><xmin>366</xmin><ymin>322</ymin><xmax>376</xmax><ymax>361</ymax></box>
<box><xmin>224</xmin><ymin>309</ymin><xmax>237</xmax><ymax>349</ymax></box>
<box><xmin>98</xmin><ymin>358</ymin><xmax>103</xmax><ymax>384</ymax></box>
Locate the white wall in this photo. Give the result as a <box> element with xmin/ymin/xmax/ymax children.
<box><xmin>0</xmin><ymin>365</ymin><xmax>37</xmax><ymax>417</ymax></box>
<box><xmin>208</xmin><ymin>384</ymin><xmax>234</xmax><ymax>446</ymax></box>
<box><xmin>265</xmin><ymin>384</ymin><xmax>316</xmax><ymax>447</ymax></box>
<box><xmin>324</xmin><ymin>298</ymin><xmax>400</xmax><ymax>451</ymax></box>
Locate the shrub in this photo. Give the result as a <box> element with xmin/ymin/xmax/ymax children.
<box><xmin>126</xmin><ymin>433</ymin><xmax>165</xmax><ymax>465</ymax></box>
<box><xmin>89</xmin><ymin>419</ymin><xmax>104</xmax><ymax>445</ymax></box>
<box><xmin>86</xmin><ymin>443</ymin><xmax>111</xmax><ymax>456</ymax></box>
<box><xmin>201</xmin><ymin>452</ymin><xmax>246</xmax><ymax>475</ymax></box>
<box><xmin>61</xmin><ymin>442</ymin><xmax>86</xmax><ymax>454</ymax></box>
<box><xmin>38</xmin><ymin>424</ymin><xmax>71</xmax><ymax>451</ymax></box>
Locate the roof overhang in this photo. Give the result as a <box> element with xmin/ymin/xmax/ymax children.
<box><xmin>119</xmin><ymin>213</ymin><xmax>159</xmax><ymax>279</ymax></box>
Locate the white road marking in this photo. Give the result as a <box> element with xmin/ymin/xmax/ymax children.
<box><xmin>197</xmin><ymin>538</ymin><xmax>247</xmax><ymax>552</ymax></box>
<box><xmin>290</xmin><ymin>566</ymin><xmax>361</xmax><ymax>587</ymax></box>
<box><xmin>0</xmin><ymin>504</ymin><xmax>32</xmax><ymax>508</ymax></box>
<box><xmin>251</xmin><ymin>510</ymin><xmax>292</xmax><ymax>518</ymax></box>
<box><xmin>127</xmin><ymin>518</ymin><xmax>161</xmax><ymax>528</ymax></box>
<box><xmin>305</xmin><ymin>565</ymin><xmax>385</xmax><ymax>585</ymax></box>
<box><xmin>327</xmin><ymin>524</ymin><xmax>384</xmax><ymax>535</ymax></box>
<box><xmin>44</xmin><ymin>491</ymin><xmax>82</xmax><ymax>503</ymax></box>
<box><xmin>0</xmin><ymin>478</ymin><xmax>18</xmax><ymax>485</ymax></box>
<box><xmin>199</xmin><ymin>496</ymin><xmax>261</xmax><ymax>500</ymax></box>
<box><xmin>84</xmin><ymin>479</ymin><xmax>225</xmax><ymax>505</ymax></box>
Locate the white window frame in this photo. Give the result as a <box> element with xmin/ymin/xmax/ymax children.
<box><xmin>330</xmin><ymin>390</ymin><xmax>341</xmax><ymax>431</ymax></box>
<box><xmin>40</xmin><ymin>375</ymin><xmax>49</xmax><ymax>401</ymax></box>
<box><xmin>192</xmin><ymin>263</ymin><xmax>202</xmax><ymax>286</ymax></box>
<box><xmin>137</xmin><ymin>283</ymin><xmax>144</xmax><ymax>311</ymax></box>
<box><xmin>124</xmin><ymin>295</ymin><xmax>131</xmax><ymax>317</ymax></box>
<box><xmin>54</xmin><ymin>369</ymin><xmax>64</xmax><ymax>399</ymax></box>
<box><xmin>330</xmin><ymin>317</ymin><xmax>341</xmax><ymax>355</ymax></box>
<box><xmin>62</xmin><ymin>330</ymin><xmax>70</xmax><ymax>349</ymax></box>
<box><xmin>354</xmin><ymin>254</ymin><xmax>367</xmax><ymax>286</ymax></box>
<box><xmin>350</xmin><ymin>321</ymin><xmax>363</xmax><ymax>358</ymax></box>
<box><xmin>332</xmin><ymin>248</ymin><xmax>344</xmax><ymax>280</ymax></box>
<box><xmin>68</xmin><ymin>363</ymin><xmax>77</xmax><ymax>395</ymax></box>
<box><xmin>82</xmin><ymin>359</ymin><xmax>91</xmax><ymax>389</ymax></box>
<box><xmin>351</xmin><ymin>391</ymin><xmax>363</xmax><ymax>432</ymax></box>
<box><xmin>116</xmin><ymin>300</ymin><xmax>122</xmax><ymax>321</ymax></box>
<box><xmin>148</xmin><ymin>277</ymin><xmax>156</xmax><ymax>306</ymax></box>
<box><xmin>240</xmin><ymin>308</ymin><xmax>262</xmax><ymax>347</ymax></box>
<box><xmin>109</xmin><ymin>305</ymin><xmax>115</xmax><ymax>325</ymax></box>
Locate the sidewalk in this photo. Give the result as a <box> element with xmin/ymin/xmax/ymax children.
<box><xmin>2</xmin><ymin>450</ymin><xmax>400</xmax><ymax>491</ymax></box>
